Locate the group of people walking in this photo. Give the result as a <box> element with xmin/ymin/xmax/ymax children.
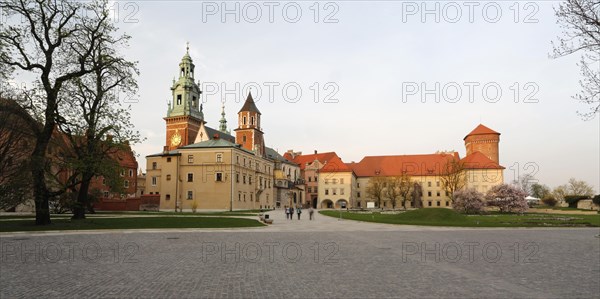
<box><xmin>284</xmin><ymin>206</ymin><xmax>314</xmax><ymax>220</ymax></box>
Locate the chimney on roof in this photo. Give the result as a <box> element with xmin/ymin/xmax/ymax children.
<box><xmin>213</xmin><ymin>133</ymin><xmax>220</xmax><ymax>140</ymax></box>
<box><xmin>314</xmin><ymin>150</ymin><xmax>317</xmax><ymax>154</ymax></box>
<box><xmin>163</xmin><ymin>146</ymin><xmax>169</xmax><ymax>153</ymax></box>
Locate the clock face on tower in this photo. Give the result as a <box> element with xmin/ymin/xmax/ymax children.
<box><xmin>170</xmin><ymin>129</ymin><xmax>182</xmax><ymax>147</ymax></box>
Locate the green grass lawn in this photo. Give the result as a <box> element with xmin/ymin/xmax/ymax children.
<box><xmin>320</xmin><ymin>208</ymin><xmax>600</xmax><ymax>227</ymax></box>
<box><xmin>0</xmin><ymin>216</ymin><xmax>265</xmax><ymax>232</ymax></box>
<box><xmin>94</xmin><ymin>210</ymin><xmax>263</xmax><ymax>216</ymax></box>
<box><xmin>530</xmin><ymin>206</ymin><xmax>596</xmax><ymax>212</ymax></box>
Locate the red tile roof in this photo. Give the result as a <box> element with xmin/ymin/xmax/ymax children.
<box><xmin>319</xmin><ymin>156</ymin><xmax>352</xmax><ymax>173</ymax></box>
<box><xmin>460</xmin><ymin>151</ymin><xmax>505</xmax><ymax>169</ymax></box>
<box><xmin>464</xmin><ymin>124</ymin><xmax>500</xmax><ymax>140</ymax></box>
<box><xmin>289</xmin><ymin>152</ymin><xmax>340</xmax><ymax>170</ymax></box>
<box><xmin>349</xmin><ymin>153</ymin><xmax>460</xmax><ymax>177</ymax></box>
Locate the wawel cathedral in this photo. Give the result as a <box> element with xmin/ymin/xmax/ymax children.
<box><xmin>144</xmin><ymin>48</ymin><xmax>505</xmax><ymax>211</ymax></box>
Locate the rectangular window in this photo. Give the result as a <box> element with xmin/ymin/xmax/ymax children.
<box><xmin>437</xmin><ymin>201</ymin><xmax>441</xmax><ymax>207</ymax></box>
<box><xmin>152</xmin><ymin>162</ymin><xmax>157</xmax><ymax>170</ymax></box>
<box><xmin>124</xmin><ymin>180</ymin><xmax>129</xmax><ymax>188</ymax></box>
<box><xmin>314</xmin><ymin>186</ymin><xmax>317</xmax><ymax>192</ymax></box>
<box><xmin>243</xmin><ymin>175</ymin><xmax>246</xmax><ymax>184</ymax></box>
<box><xmin>340</xmin><ymin>178</ymin><xmax>344</xmax><ymax>184</ymax></box>
<box><xmin>103</xmin><ymin>191</ymin><xmax>109</xmax><ymax>198</ymax></box>
<box><xmin>216</xmin><ymin>153</ymin><xmax>223</xmax><ymax>163</ymax></box>
<box><xmin>243</xmin><ymin>116</ymin><xmax>247</xmax><ymax>125</ymax></box>
<box><xmin>129</xmin><ymin>169</ymin><xmax>134</xmax><ymax>177</ymax></box>
<box><xmin>436</xmin><ymin>191</ymin><xmax>440</xmax><ymax>197</ymax></box>
<box><xmin>249</xmin><ymin>176</ymin><xmax>252</xmax><ymax>185</ymax></box>
<box><xmin>238</xmin><ymin>192</ymin><xmax>241</xmax><ymax>201</ymax></box>
<box><xmin>314</xmin><ymin>176</ymin><xmax>317</xmax><ymax>182</ymax></box>
<box><xmin>340</xmin><ymin>188</ymin><xmax>345</xmax><ymax>195</ymax></box>
<box><xmin>187</xmin><ymin>191</ymin><xmax>193</xmax><ymax>200</ymax></box>
<box><xmin>167</xmin><ymin>157</ymin><xmax>172</xmax><ymax>162</ymax></box>
<box><xmin>428</xmin><ymin>201</ymin><xmax>432</xmax><ymax>207</ymax></box>
<box><xmin>357</xmin><ymin>183</ymin><xmax>360</xmax><ymax>188</ymax></box>
<box><xmin>188</xmin><ymin>155</ymin><xmax>193</xmax><ymax>164</ymax></box>
<box><xmin>187</xmin><ymin>173</ymin><xmax>194</xmax><ymax>182</ymax></box>
<box><xmin>166</xmin><ymin>194</ymin><xmax>171</xmax><ymax>200</ymax></box>
<box><xmin>436</xmin><ymin>181</ymin><xmax>440</xmax><ymax>187</ymax></box>
<box><xmin>333</xmin><ymin>188</ymin><xmax>337</xmax><ymax>195</ymax></box>
<box><xmin>236</xmin><ymin>155</ymin><xmax>240</xmax><ymax>164</ymax></box>
<box><xmin>428</xmin><ymin>191</ymin><xmax>432</xmax><ymax>197</ymax></box>
<box><xmin>151</xmin><ymin>177</ymin><xmax>157</xmax><ymax>186</ymax></box>
<box><xmin>325</xmin><ymin>189</ymin><xmax>329</xmax><ymax>195</ymax></box>
<box><xmin>446</xmin><ymin>201</ymin><xmax>450</xmax><ymax>206</ymax></box>
<box><xmin>307</xmin><ymin>187</ymin><xmax>312</xmax><ymax>193</ymax></box>
<box><xmin>427</xmin><ymin>181</ymin><xmax>432</xmax><ymax>187</ymax></box>
<box><xmin>357</xmin><ymin>192</ymin><xmax>361</xmax><ymax>198</ymax></box>
<box><xmin>250</xmin><ymin>194</ymin><xmax>253</xmax><ymax>202</ymax></box>
<box><xmin>308</xmin><ymin>177</ymin><xmax>312</xmax><ymax>182</ymax></box>
<box><xmin>216</xmin><ymin>173</ymin><xmax>223</xmax><ymax>182</ymax></box>
<box><xmin>167</xmin><ymin>174</ymin><xmax>171</xmax><ymax>181</ymax></box>
<box><xmin>177</xmin><ymin>94</ymin><xmax>182</xmax><ymax>105</ymax></box>
<box><xmin>332</xmin><ymin>179</ymin><xmax>337</xmax><ymax>184</ymax></box>
<box><xmin>236</xmin><ymin>173</ymin><xmax>240</xmax><ymax>183</ymax></box>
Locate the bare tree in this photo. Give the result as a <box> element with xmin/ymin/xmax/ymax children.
<box><xmin>57</xmin><ymin>28</ymin><xmax>140</xmax><ymax>220</ymax></box>
<box><xmin>552</xmin><ymin>0</ymin><xmax>600</xmax><ymax>119</ymax></box>
<box><xmin>411</xmin><ymin>182</ymin><xmax>423</xmax><ymax>208</ymax></box>
<box><xmin>386</xmin><ymin>174</ymin><xmax>412</xmax><ymax>210</ymax></box>
<box><xmin>366</xmin><ymin>176</ymin><xmax>387</xmax><ymax>208</ymax></box>
<box><xmin>0</xmin><ymin>0</ymin><xmax>128</xmax><ymax>224</ymax></box>
<box><xmin>513</xmin><ymin>173</ymin><xmax>536</xmax><ymax>195</ymax></box>
<box><xmin>566</xmin><ymin>177</ymin><xmax>595</xmax><ymax>196</ymax></box>
<box><xmin>440</xmin><ymin>159</ymin><xmax>466</xmax><ymax>202</ymax></box>
<box><xmin>385</xmin><ymin>177</ymin><xmax>400</xmax><ymax>209</ymax></box>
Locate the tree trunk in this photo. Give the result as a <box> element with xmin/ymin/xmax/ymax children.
<box><xmin>31</xmin><ymin>147</ymin><xmax>51</xmax><ymax>225</ymax></box>
<box><xmin>72</xmin><ymin>173</ymin><xmax>93</xmax><ymax>219</ymax></box>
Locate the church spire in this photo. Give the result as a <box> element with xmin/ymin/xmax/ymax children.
<box><xmin>219</xmin><ymin>104</ymin><xmax>229</xmax><ymax>134</ymax></box>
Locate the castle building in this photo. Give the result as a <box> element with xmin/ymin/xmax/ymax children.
<box><xmin>286</xmin><ymin>124</ymin><xmax>504</xmax><ymax>209</ymax></box>
<box><xmin>283</xmin><ymin>151</ymin><xmax>341</xmax><ymax>208</ymax></box>
<box><xmin>347</xmin><ymin>124</ymin><xmax>504</xmax><ymax>209</ymax></box>
<box><xmin>145</xmin><ymin>48</ymin><xmax>286</xmax><ymax>211</ymax></box>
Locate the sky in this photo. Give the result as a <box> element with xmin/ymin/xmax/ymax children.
<box><xmin>9</xmin><ymin>1</ymin><xmax>600</xmax><ymax>192</ymax></box>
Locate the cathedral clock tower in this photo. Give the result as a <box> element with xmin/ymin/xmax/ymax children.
<box><xmin>235</xmin><ymin>92</ymin><xmax>265</xmax><ymax>157</ymax></box>
<box><xmin>164</xmin><ymin>45</ymin><xmax>204</xmax><ymax>151</ymax></box>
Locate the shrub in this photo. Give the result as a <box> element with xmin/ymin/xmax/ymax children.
<box><xmin>541</xmin><ymin>196</ymin><xmax>557</xmax><ymax>207</ymax></box>
<box><xmin>191</xmin><ymin>200</ymin><xmax>198</xmax><ymax>213</ymax></box>
<box><xmin>486</xmin><ymin>184</ymin><xmax>528</xmax><ymax>213</ymax></box>
<box><xmin>593</xmin><ymin>195</ymin><xmax>600</xmax><ymax>206</ymax></box>
<box><xmin>564</xmin><ymin>195</ymin><xmax>589</xmax><ymax>208</ymax></box>
<box><xmin>452</xmin><ymin>188</ymin><xmax>486</xmax><ymax>214</ymax></box>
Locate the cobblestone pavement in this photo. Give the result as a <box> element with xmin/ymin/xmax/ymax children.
<box><xmin>1</xmin><ymin>210</ymin><xmax>599</xmax><ymax>298</ymax></box>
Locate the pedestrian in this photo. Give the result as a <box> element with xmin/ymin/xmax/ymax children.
<box><xmin>289</xmin><ymin>207</ymin><xmax>294</xmax><ymax>220</ymax></box>
<box><xmin>309</xmin><ymin>207</ymin><xmax>314</xmax><ymax>220</ymax></box>
<box><xmin>297</xmin><ymin>206</ymin><xmax>302</xmax><ymax>220</ymax></box>
<box><xmin>285</xmin><ymin>206</ymin><xmax>289</xmax><ymax>219</ymax></box>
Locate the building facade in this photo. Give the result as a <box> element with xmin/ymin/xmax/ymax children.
<box><xmin>145</xmin><ymin>49</ymin><xmax>283</xmax><ymax>211</ymax></box>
